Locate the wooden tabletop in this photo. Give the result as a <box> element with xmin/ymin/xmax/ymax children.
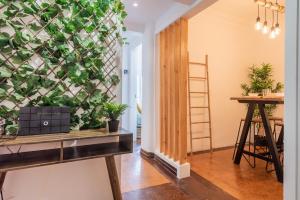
<box><xmin>0</xmin><ymin>129</ymin><xmax>131</xmax><ymax>147</ymax></box>
<box><xmin>230</xmin><ymin>96</ymin><xmax>284</xmax><ymax>104</ymax></box>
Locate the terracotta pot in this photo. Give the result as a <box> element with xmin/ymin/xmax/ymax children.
<box><xmin>108</xmin><ymin>120</ymin><xmax>119</xmax><ymax>132</ymax></box>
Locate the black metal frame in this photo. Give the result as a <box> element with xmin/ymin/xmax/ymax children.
<box><xmin>234</xmin><ymin>102</ymin><xmax>283</xmax><ymax>182</ymax></box>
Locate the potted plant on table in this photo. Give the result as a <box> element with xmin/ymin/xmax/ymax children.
<box><xmin>103</xmin><ymin>102</ymin><xmax>128</xmax><ymax>132</ymax></box>
<box><xmin>241</xmin><ymin>63</ymin><xmax>284</xmax><ymax>116</ymax></box>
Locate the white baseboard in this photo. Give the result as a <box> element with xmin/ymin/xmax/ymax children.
<box><xmin>155</xmin><ymin>151</ymin><xmax>190</xmax><ymax>179</ymax></box>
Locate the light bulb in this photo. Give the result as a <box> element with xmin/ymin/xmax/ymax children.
<box><xmin>255</xmin><ymin>17</ymin><xmax>262</xmax><ymax>30</ymax></box>
<box><xmin>270</xmin><ymin>27</ymin><xmax>276</xmax><ymax>39</ymax></box>
<box><xmin>262</xmin><ymin>21</ymin><xmax>269</xmax><ymax>34</ymax></box>
<box><xmin>275</xmin><ymin>23</ymin><xmax>280</xmax><ymax>35</ymax></box>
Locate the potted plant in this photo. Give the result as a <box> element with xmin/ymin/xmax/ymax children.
<box><xmin>241</xmin><ymin>63</ymin><xmax>284</xmax><ymax>116</ymax></box>
<box><xmin>103</xmin><ymin>102</ymin><xmax>128</xmax><ymax>132</ymax></box>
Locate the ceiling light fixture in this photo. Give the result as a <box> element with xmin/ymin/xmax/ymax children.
<box><xmin>254</xmin><ymin>0</ymin><xmax>284</xmax><ymax>39</ymax></box>
<box><xmin>262</xmin><ymin>8</ymin><xmax>269</xmax><ymax>34</ymax></box>
<box><xmin>255</xmin><ymin>5</ymin><xmax>262</xmax><ymax>30</ymax></box>
<box><xmin>269</xmin><ymin>11</ymin><xmax>276</xmax><ymax>39</ymax></box>
<box><xmin>133</xmin><ymin>2</ymin><xmax>138</xmax><ymax>7</ymax></box>
<box><xmin>275</xmin><ymin>1</ymin><xmax>281</xmax><ymax>35</ymax></box>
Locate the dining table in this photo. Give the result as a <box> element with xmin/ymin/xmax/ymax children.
<box><xmin>231</xmin><ymin>96</ymin><xmax>284</xmax><ymax>183</ymax></box>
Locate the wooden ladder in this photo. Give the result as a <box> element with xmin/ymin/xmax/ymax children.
<box><xmin>188</xmin><ymin>55</ymin><xmax>213</xmax><ymax>155</ymax></box>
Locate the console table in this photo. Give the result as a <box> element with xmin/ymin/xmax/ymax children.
<box><xmin>0</xmin><ymin>129</ymin><xmax>133</xmax><ymax>200</ymax></box>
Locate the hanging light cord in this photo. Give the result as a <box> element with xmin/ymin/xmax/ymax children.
<box><xmin>272</xmin><ymin>10</ymin><xmax>274</xmax><ymax>26</ymax></box>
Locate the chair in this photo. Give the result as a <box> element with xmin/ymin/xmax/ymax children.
<box><xmin>232</xmin><ymin>118</ymin><xmax>262</xmax><ymax>165</ymax></box>
<box><xmin>266</xmin><ymin>121</ymin><xmax>284</xmax><ymax>172</ymax></box>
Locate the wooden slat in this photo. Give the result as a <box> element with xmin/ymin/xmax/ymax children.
<box><xmin>189</xmin><ymin>62</ymin><xmax>206</xmax><ymax>66</ymax></box>
<box><xmin>160</xmin><ymin>31</ymin><xmax>166</xmax><ymax>153</ymax></box>
<box><xmin>165</xmin><ymin>26</ymin><xmax>170</xmax><ymax>156</ymax></box>
<box><xmin>174</xmin><ymin>20</ymin><xmax>181</xmax><ymax>161</ymax></box>
<box><xmin>169</xmin><ymin>24</ymin><xmax>175</xmax><ymax>159</ymax></box>
<box><xmin>179</xmin><ymin>18</ymin><xmax>188</xmax><ymax>164</ymax></box>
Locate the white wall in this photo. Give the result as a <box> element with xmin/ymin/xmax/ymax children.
<box><xmin>122</xmin><ymin>31</ymin><xmax>143</xmax><ymax>140</ymax></box>
<box><xmin>141</xmin><ymin>23</ymin><xmax>156</xmax><ymax>152</ymax></box>
<box><xmin>188</xmin><ymin>0</ymin><xmax>285</xmax><ymax>151</ymax></box>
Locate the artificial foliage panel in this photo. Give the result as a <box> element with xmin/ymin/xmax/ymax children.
<box><xmin>0</xmin><ymin>0</ymin><xmax>127</xmax><ymax>134</ymax></box>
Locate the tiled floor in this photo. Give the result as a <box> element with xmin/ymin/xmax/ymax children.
<box><xmin>190</xmin><ymin>148</ymin><xmax>283</xmax><ymax>200</ymax></box>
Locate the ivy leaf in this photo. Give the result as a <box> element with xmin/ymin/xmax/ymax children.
<box><xmin>42</xmin><ymin>78</ymin><xmax>55</xmax><ymax>89</ymax></box>
<box><xmin>7</xmin><ymin>20</ymin><xmax>24</xmax><ymax>30</ymax></box>
<box><xmin>12</xmin><ymin>49</ymin><xmax>33</xmax><ymax>64</ymax></box>
<box><xmin>5</xmin><ymin>124</ymin><xmax>18</xmax><ymax>135</ymax></box>
<box><xmin>22</xmin><ymin>2</ymin><xmax>36</xmax><ymax>15</ymax></box>
<box><xmin>110</xmin><ymin>74</ymin><xmax>120</xmax><ymax>86</ymax></box>
<box><xmin>0</xmin><ymin>88</ymin><xmax>6</xmax><ymax>99</ymax></box>
<box><xmin>56</xmin><ymin>0</ymin><xmax>68</xmax><ymax>6</ymax></box>
<box><xmin>85</xmin><ymin>23</ymin><xmax>96</xmax><ymax>33</ymax></box>
<box><xmin>89</xmin><ymin>89</ymin><xmax>103</xmax><ymax>105</ymax></box>
<box><xmin>29</xmin><ymin>22</ymin><xmax>42</xmax><ymax>32</ymax></box>
<box><xmin>0</xmin><ymin>66</ymin><xmax>12</xmax><ymax>78</ymax></box>
<box><xmin>0</xmin><ymin>32</ymin><xmax>10</xmax><ymax>48</ymax></box>
<box><xmin>0</xmin><ymin>18</ymin><xmax>6</xmax><ymax>28</ymax></box>
<box><xmin>9</xmin><ymin>92</ymin><xmax>25</xmax><ymax>103</ymax></box>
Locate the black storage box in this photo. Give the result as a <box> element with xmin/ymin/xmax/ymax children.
<box><xmin>18</xmin><ymin>107</ymin><xmax>70</xmax><ymax>136</ymax></box>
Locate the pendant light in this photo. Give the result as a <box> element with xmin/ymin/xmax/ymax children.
<box><xmin>255</xmin><ymin>5</ymin><xmax>262</xmax><ymax>30</ymax></box>
<box><xmin>262</xmin><ymin>7</ymin><xmax>269</xmax><ymax>34</ymax></box>
<box><xmin>275</xmin><ymin>1</ymin><xmax>280</xmax><ymax>35</ymax></box>
<box><xmin>270</xmin><ymin>10</ymin><xmax>276</xmax><ymax>39</ymax></box>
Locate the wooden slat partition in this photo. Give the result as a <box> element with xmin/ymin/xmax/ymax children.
<box><xmin>159</xmin><ymin>18</ymin><xmax>188</xmax><ymax>164</ymax></box>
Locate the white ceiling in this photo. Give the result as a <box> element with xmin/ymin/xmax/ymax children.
<box><xmin>122</xmin><ymin>0</ymin><xmax>175</xmax><ymax>28</ymax></box>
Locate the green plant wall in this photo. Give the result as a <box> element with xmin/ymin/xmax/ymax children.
<box><xmin>0</xmin><ymin>0</ymin><xmax>127</xmax><ymax>134</ymax></box>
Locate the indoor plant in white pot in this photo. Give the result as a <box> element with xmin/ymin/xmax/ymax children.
<box><xmin>103</xmin><ymin>102</ymin><xmax>128</xmax><ymax>132</ymax></box>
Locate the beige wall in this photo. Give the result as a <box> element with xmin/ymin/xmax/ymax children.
<box><xmin>188</xmin><ymin>0</ymin><xmax>285</xmax><ymax>151</ymax></box>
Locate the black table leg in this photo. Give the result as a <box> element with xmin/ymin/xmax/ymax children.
<box><xmin>258</xmin><ymin>104</ymin><xmax>283</xmax><ymax>182</ymax></box>
<box><xmin>234</xmin><ymin>103</ymin><xmax>255</xmax><ymax>164</ymax></box>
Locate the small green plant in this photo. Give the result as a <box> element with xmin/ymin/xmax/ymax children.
<box><xmin>103</xmin><ymin>102</ymin><xmax>127</xmax><ymax>121</ymax></box>
<box><xmin>241</xmin><ymin>63</ymin><xmax>283</xmax><ymax>95</ymax></box>
<box><xmin>241</xmin><ymin>63</ymin><xmax>284</xmax><ymax>116</ymax></box>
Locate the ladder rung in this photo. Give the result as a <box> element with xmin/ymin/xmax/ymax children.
<box><xmin>189</xmin><ymin>92</ymin><xmax>208</xmax><ymax>94</ymax></box>
<box><xmin>191</xmin><ymin>121</ymin><xmax>210</xmax><ymax>124</ymax></box>
<box><xmin>192</xmin><ymin>136</ymin><xmax>211</xmax><ymax>139</ymax></box>
<box><xmin>189</xmin><ymin>77</ymin><xmax>206</xmax><ymax>80</ymax></box>
<box><xmin>191</xmin><ymin>106</ymin><xmax>209</xmax><ymax>109</ymax></box>
<box><xmin>189</xmin><ymin>62</ymin><xmax>206</xmax><ymax>66</ymax></box>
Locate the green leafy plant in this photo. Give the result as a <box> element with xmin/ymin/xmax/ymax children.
<box><xmin>103</xmin><ymin>102</ymin><xmax>128</xmax><ymax>121</ymax></box>
<box><xmin>241</xmin><ymin>63</ymin><xmax>284</xmax><ymax>116</ymax></box>
<box><xmin>0</xmin><ymin>0</ymin><xmax>127</xmax><ymax>134</ymax></box>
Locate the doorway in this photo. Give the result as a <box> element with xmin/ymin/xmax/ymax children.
<box><xmin>186</xmin><ymin>0</ymin><xmax>285</xmax><ymax>199</ymax></box>
<box><xmin>122</xmin><ymin>31</ymin><xmax>143</xmax><ymax>141</ymax></box>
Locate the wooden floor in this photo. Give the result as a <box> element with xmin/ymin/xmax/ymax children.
<box><xmin>121</xmin><ymin>142</ymin><xmax>236</xmax><ymax>200</ymax></box>
<box><xmin>121</xmin><ymin>142</ymin><xmax>170</xmax><ymax>193</ymax></box>
<box><xmin>190</xmin><ymin>148</ymin><xmax>283</xmax><ymax>200</ymax></box>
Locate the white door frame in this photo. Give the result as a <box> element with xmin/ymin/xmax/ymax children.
<box><xmin>285</xmin><ymin>0</ymin><xmax>299</xmax><ymax>199</ymax></box>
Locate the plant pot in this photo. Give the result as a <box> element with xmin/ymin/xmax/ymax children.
<box><xmin>108</xmin><ymin>120</ymin><xmax>119</xmax><ymax>132</ymax></box>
